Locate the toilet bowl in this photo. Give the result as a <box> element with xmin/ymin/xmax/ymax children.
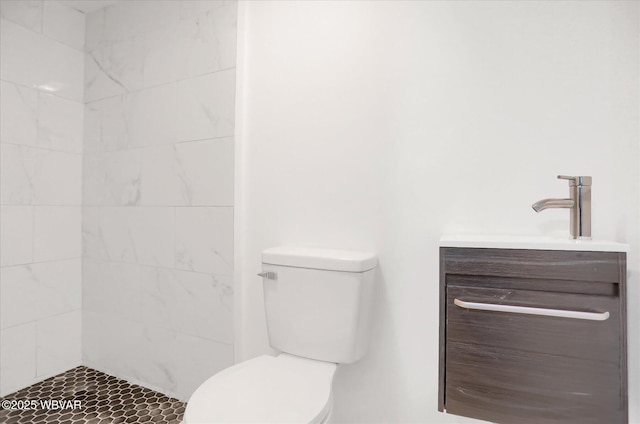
<box><xmin>183</xmin><ymin>354</ymin><xmax>337</xmax><ymax>424</ymax></box>
<box><xmin>184</xmin><ymin>246</ymin><xmax>377</xmax><ymax>423</ymax></box>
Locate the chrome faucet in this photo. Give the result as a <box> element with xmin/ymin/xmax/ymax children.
<box><xmin>532</xmin><ymin>175</ymin><xmax>592</xmax><ymax>240</ymax></box>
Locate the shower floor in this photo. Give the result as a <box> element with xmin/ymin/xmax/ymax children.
<box><xmin>0</xmin><ymin>366</ymin><xmax>185</xmax><ymax>424</ymax></box>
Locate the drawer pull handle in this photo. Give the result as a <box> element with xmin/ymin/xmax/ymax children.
<box><xmin>454</xmin><ymin>299</ymin><xmax>610</xmax><ymax>321</ymax></box>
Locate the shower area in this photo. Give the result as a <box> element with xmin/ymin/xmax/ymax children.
<box><xmin>0</xmin><ymin>0</ymin><xmax>237</xmax><ymax>421</ymax></box>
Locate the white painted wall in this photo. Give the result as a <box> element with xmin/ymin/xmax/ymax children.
<box><xmin>235</xmin><ymin>1</ymin><xmax>639</xmax><ymax>422</ymax></box>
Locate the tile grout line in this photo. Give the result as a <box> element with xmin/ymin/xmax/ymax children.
<box><xmin>84</xmin><ymin>66</ymin><xmax>238</xmax><ymax>105</ymax></box>
<box><xmin>31</xmin><ymin>204</ymin><xmax>36</xmax><ymax>268</ymax></box>
<box><xmin>81</xmin><ymin>134</ymin><xmax>235</xmax><ymax>155</ymax></box>
<box><xmin>0</xmin><ymin>141</ymin><xmax>83</xmax><ymax>156</ymax></box>
<box><xmin>1</xmin><ymin>256</ymin><xmax>83</xmax><ymax>269</ymax></box>
<box><xmin>1</xmin><ymin>11</ymin><xmax>87</xmax><ymax>54</ymax></box>
<box><xmin>0</xmin><ymin>309</ymin><xmax>82</xmax><ymax>332</ymax></box>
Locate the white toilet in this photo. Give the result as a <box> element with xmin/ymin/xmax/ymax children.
<box><xmin>183</xmin><ymin>246</ymin><xmax>377</xmax><ymax>423</ymax></box>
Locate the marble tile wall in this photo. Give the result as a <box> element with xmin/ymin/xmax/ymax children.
<box><xmin>81</xmin><ymin>0</ymin><xmax>237</xmax><ymax>401</ymax></box>
<box><xmin>0</xmin><ymin>1</ymin><xmax>84</xmax><ymax>396</ymax></box>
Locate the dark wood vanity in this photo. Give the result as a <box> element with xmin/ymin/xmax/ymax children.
<box><xmin>439</xmin><ymin>246</ymin><xmax>627</xmax><ymax>424</ymax></box>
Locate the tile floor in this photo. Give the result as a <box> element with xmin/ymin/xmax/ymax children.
<box><xmin>0</xmin><ymin>366</ymin><xmax>185</xmax><ymax>423</ymax></box>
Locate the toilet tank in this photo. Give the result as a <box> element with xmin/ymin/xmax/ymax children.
<box><xmin>261</xmin><ymin>246</ymin><xmax>377</xmax><ymax>364</ymax></box>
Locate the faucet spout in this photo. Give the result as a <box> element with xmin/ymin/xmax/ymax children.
<box><xmin>531</xmin><ymin>175</ymin><xmax>591</xmax><ymax>239</ymax></box>
<box><xmin>531</xmin><ymin>198</ymin><xmax>575</xmax><ymax>212</ymax></box>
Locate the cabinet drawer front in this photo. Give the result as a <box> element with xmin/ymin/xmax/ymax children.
<box><xmin>446</xmin><ymin>341</ymin><xmax>623</xmax><ymax>424</ymax></box>
<box><xmin>447</xmin><ymin>286</ymin><xmax>620</xmax><ymax>362</ymax></box>
<box><xmin>442</xmin><ymin>248</ymin><xmax>621</xmax><ymax>282</ymax></box>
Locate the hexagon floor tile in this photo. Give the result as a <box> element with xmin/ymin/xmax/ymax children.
<box><xmin>0</xmin><ymin>366</ymin><xmax>185</xmax><ymax>423</ymax></box>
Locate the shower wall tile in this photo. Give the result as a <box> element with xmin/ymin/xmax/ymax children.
<box><xmin>1</xmin><ymin>143</ymin><xmax>44</xmax><ymax>204</ymax></box>
<box><xmin>85</xmin><ymin>84</ymin><xmax>176</xmax><ymax>151</ymax></box>
<box><xmin>139</xmin><ymin>145</ymin><xmax>197</xmax><ymax>206</ymax></box>
<box><xmin>179</xmin><ymin>0</ymin><xmax>234</xmax><ymax>20</ymax></box>
<box><xmin>82</xmin><ymin>207</ymin><xmax>106</xmax><ymax>260</ymax></box>
<box><xmin>139</xmin><ymin>139</ymin><xmax>234</xmax><ymax>206</ymax></box>
<box><xmin>0</xmin><ymin>82</ymin><xmax>84</xmax><ymax>154</ymax></box>
<box><xmin>0</xmin><ymin>0</ymin><xmax>42</xmax><ymax>33</ymax></box>
<box><xmin>82</xmin><ymin>237</ymin><xmax>233</xmax><ymax>344</ymax></box>
<box><xmin>33</xmin><ymin>206</ymin><xmax>81</xmax><ymax>262</ymax></box>
<box><xmin>83</xmin><ymin>149</ymin><xmax>143</xmax><ymax>206</ymax></box>
<box><xmin>81</xmin><ymin>207</ymin><xmax>175</xmax><ymax>268</ymax></box>
<box><xmin>176</xmin><ymin>207</ymin><xmax>233</xmax><ymax>275</ymax></box>
<box><xmin>0</xmin><ymin>259</ymin><xmax>81</xmax><ymax>330</ymax></box>
<box><xmin>0</xmin><ymin>18</ymin><xmax>84</xmax><ymax>102</ymax></box>
<box><xmin>36</xmin><ymin>309</ymin><xmax>82</xmax><ymax>378</ymax></box>
<box><xmin>82</xmin><ymin>0</ymin><xmax>237</xmax><ymax>401</ymax></box>
<box><xmin>37</xmin><ymin>92</ymin><xmax>84</xmax><ymax>153</ymax></box>
<box><xmin>84</xmin><ymin>95</ymin><xmax>129</xmax><ymax>153</ymax></box>
<box><xmin>0</xmin><ymin>206</ymin><xmax>33</xmax><ymax>267</ymax></box>
<box><xmin>0</xmin><ymin>322</ymin><xmax>37</xmax><ymax>397</ymax></box>
<box><xmin>121</xmin><ymin>207</ymin><xmax>175</xmax><ymax>267</ymax></box>
<box><xmin>85</xmin><ymin>1</ymin><xmax>179</xmax><ymax>52</ymax></box>
<box><xmin>82</xmin><ymin>312</ymin><xmax>151</xmax><ymax>386</ymax></box>
<box><xmin>176</xmin><ymin>69</ymin><xmax>236</xmax><ymax>142</ymax></box>
<box><xmin>172</xmin><ymin>138</ymin><xmax>234</xmax><ymax>206</ymax></box>
<box><xmin>83</xmin><ymin>139</ymin><xmax>233</xmax><ymax>206</ymax></box>
<box><xmin>143</xmin><ymin>2</ymin><xmax>237</xmax><ymax>87</ymax></box>
<box><xmin>0</xmin><ymin>80</ymin><xmax>38</xmax><ymax>146</ymax></box>
<box><xmin>82</xmin><ymin>311</ymin><xmax>178</xmax><ymax>394</ymax></box>
<box><xmin>126</xmin><ymin>84</ymin><xmax>177</xmax><ymax>147</ymax></box>
<box><xmin>82</xmin><ymin>258</ymin><xmax>143</xmax><ymax>322</ymax></box>
<box><xmin>0</xmin><ymin>0</ymin><xmax>83</xmax><ymax>397</ymax></box>
<box><xmin>82</xmin><ymin>310</ymin><xmax>233</xmax><ymax>402</ymax></box>
<box><xmin>82</xmin><ymin>312</ymin><xmax>116</xmax><ymax>369</ymax></box>
<box><xmin>129</xmin><ymin>324</ymin><xmax>179</xmax><ymax>393</ymax></box>
<box><xmin>188</xmin><ymin>1</ymin><xmax>237</xmax><ymax>73</ymax></box>
<box><xmin>140</xmin><ymin>25</ymin><xmax>183</xmax><ymax>89</ymax></box>
<box><xmin>85</xmin><ymin>2</ymin><xmax>236</xmax><ymax>102</ymax></box>
<box><xmin>42</xmin><ymin>1</ymin><xmax>85</xmax><ymax>51</ymax></box>
<box><xmin>172</xmin><ymin>333</ymin><xmax>233</xmax><ymax>401</ymax></box>
<box><xmin>84</xmin><ymin>72</ymin><xmax>235</xmax><ymax>152</ymax></box>
<box><xmin>141</xmin><ymin>267</ymin><xmax>233</xmax><ymax>344</ymax></box>
<box><xmin>92</xmin><ymin>207</ymin><xmax>142</xmax><ymax>263</ymax></box>
<box><xmin>84</xmin><ymin>36</ymin><xmax>146</xmax><ymax>102</ymax></box>
<box><xmin>0</xmin><ymin>144</ymin><xmax>82</xmax><ymax>205</ymax></box>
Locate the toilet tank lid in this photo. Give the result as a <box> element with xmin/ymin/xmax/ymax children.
<box><xmin>262</xmin><ymin>246</ymin><xmax>378</xmax><ymax>272</ymax></box>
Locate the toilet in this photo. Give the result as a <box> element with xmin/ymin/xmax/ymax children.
<box><xmin>183</xmin><ymin>246</ymin><xmax>377</xmax><ymax>423</ymax></box>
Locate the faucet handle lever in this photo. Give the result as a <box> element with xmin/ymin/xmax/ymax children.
<box><xmin>557</xmin><ymin>175</ymin><xmax>592</xmax><ymax>186</ymax></box>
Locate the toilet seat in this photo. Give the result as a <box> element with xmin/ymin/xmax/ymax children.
<box><xmin>183</xmin><ymin>354</ymin><xmax>337</xmax><ymax>424</ymax></box>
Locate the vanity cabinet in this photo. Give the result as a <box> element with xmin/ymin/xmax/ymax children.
<box><xmin>438</xmin><ymin>247</ymin><xmax>627</xmax><ymax>424</ymax></box>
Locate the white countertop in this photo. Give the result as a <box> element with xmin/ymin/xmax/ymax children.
<box><xmin>440</xmin><ymin>234</ymin><xmax>629</xmax><ymax>253</ymax></box>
